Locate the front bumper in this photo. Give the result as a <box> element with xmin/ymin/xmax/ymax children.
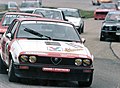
<box><xmin>101</xmin><ymin>30</ymin><xmax>119</xmax><ymax>38</ymax></box>
<box><xmin>14</xmin><ymin>63</ymin><xmax>94</xmax><ymax>81</ymax></box>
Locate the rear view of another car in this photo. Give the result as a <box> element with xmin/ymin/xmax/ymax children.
<box><xmin>8</xmin><ymin>1</ymin><xmax>20</xmax><ymax>12</ymax></box>
<box><xmin>94</xmin><ymin>3</ymin><xmax>118</xmax><ymax>20</ymax></box>
<box><xmin>92</xmin><ymin>0</ymin><xmax>112</xmax><ymax>5</ymax></box>
<box><xmin>100</xmin><ymin>11</ymin><xmax>120</xmax><ymax>41</ymax></box>
<box><xmin>58</xmin><ymin>8</ymin><xmax>84</xmax><ymax>34</ymax></box>
<box><xmin>117</xmin><ymin>1</ymin><xmax>120</xmax><ymax>10</ymax></box>
<box><xmin>20</xmin><ymin>0</ymin><xmax>42</xmax><ymax>13</ymax></box>
<box><xmin>33</xmin><ymin>8</ymin><xmax>65</xmax><ymax>20</ymax></box>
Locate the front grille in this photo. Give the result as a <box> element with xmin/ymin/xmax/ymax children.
<box><xmin>103</xmin><ymin>26</ymin><xmax>117</xmax><ymax>31</ymax></box>
<box><xmin>36</xmin><ymin>56</ymin><xmax>75</xmax><ymax>65</ymax></box>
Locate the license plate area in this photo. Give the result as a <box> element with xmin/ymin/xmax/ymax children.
<box><xmin>42</xmin><ymin>67</ymin><xmax>70</xmax><ymax>73</ymax></box>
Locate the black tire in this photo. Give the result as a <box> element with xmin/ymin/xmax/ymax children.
<box><xmin>100</xmin><ymin>32</ymin><xmax>105</xmax><ymax>41</ymax></box>
<box><xmin>78</xmin><ymin>74</ymin><xmax>93</xmax><ymax>87</ymax></box>
<box><xmin>8</xmin><ymin>60</ymin><xmax>19</xmax><ymax>82</ymax></box>
<box><xmin>94</xmin><ymin>18</ymin><xmax>97</xmax><ymax>20</ymax></box>
<box><xmin>77</xmin><ymin>28</ymin><xmax>81</xmax><ymax>34</ymax></box>
<box><xmin>0</xmin><ymin>56</ymin><xmax>7</xmax><ymax>74</ymax></box>
<box><xmin>92</xmin><ymin>1</ymin><xmax>95</xmax><ymax>5</ymax></box>
<box><xmin>81</xmin><ymin>25</ymin><xmax>84</xmax><ymax>33</ymax></box>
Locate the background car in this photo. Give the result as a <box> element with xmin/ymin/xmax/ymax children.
<box><xmin>92</xmin><ymin>0</ymin><xmax>112</xmax><ymax>5</ymax></box>
<box><xmin>58</xmin><ymin>8</ymin><xmax>84</xmax><ymax>34</ymax></box>
<box><xmin>0</xmin><ymin>17</ymin><xmax>94</xmax><ymax>87</ymax></box>
<box><xmin>8</xmin><ymin>1</ymin><xmax>20</xmax><ymax>12</ymax></box>
<box><xmin>33</xmin><ymin>8</ymin><xmax>66</xmax><ymax>20</ymax></box>
<box><xmin>117</xmin><ymin>0</ymin><xmax>120</xmax><ymax>10</ymax></box>
<box><xmin>0</xmin><ymin>12</ymin><xmax>43</xmax><ymax>36</ymax></box>
<box><xmin>100</xmin><ymin>11</ymin><xmax>120</xmax><ymax>41</ymax></box>
<box><xmin>94</xmin><ymin>3</ymin><xmax>118</xmax><ymax>20</ymax></box>
<box><xmin>19</xmin><ymin>0</ymin><xmax>42</xmax><ymax>13</ymax></box>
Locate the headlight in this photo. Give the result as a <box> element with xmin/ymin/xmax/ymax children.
<box><xmin>75</xmin><ymin>59</ymin><xmax>82</xmax><ymax>66</ymax></box>
<box><xmin>103</xmin><ymin>26</ymin><xmax>109</xmax><ymax>30</ymax></box>
<box><xmin>83</xmin><ymin>59</ymin><xmax>91</xmax><ymax>66</ymax></box>
<box><xmin>20</xmin><ymin>55</ymin><xmax>28</xmax><ymax>62</ymax></box>
<box><xmin>29</xmin><ymin>56</ymin><xmax>37</xmax><ymax>63</ymax></box>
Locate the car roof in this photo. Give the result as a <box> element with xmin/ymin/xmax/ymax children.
<box><xmin>34</xmin><ymin>7</ymin><xmax>62</xmax><ymax>12</ymax></box>
<box><xmin>58</xmin><ymin>7</ymin><xmax>78</xmax><ymax>11</ymax></box>
<box><xmin>16</xmin><ymin>17</ymin><xmax>72</xmax><ymax>24</ymax></box>
<box><xmin>4</xmin><ymin>12</ymin><xmax>43</xmax><ymax>17</ymax></box>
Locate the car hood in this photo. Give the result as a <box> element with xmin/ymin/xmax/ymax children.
<box><xmin>66</xmin><ymin>17</ymin><xmax>82</xmax><ymax>26</ymax></box>
<box><xmin>12</xmin><ymin>39</ymin><xmax>92</xmax><ymax>58</ymax></box>
<box><xmin>103</xmin><ymin>21</ymin><xmax>116</xmax><ymax>26</ymax></box>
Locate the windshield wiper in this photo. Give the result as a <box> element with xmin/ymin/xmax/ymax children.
<box><xmin>24</xmin><ymin>28</ymin><xmax>52</xmax><ymax>40</ymax></box>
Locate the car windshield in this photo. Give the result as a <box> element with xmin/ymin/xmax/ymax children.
<box><xmin>20</xmin><ymin>1</ymin><xmax>40</xmax><ymax>8</ymax></box>
<box><xmin>99</xmin><ymin>3</ymin><xmax>116</xmax><ymax>9</ymax></box>
<box><xmin>105</xmin><ymin>13</ymin><xmax>120</xmax><ymax>21</ymax></box>
<box><xmin>33</xmin><ymin>9</ymin><xmax>63</xmax><ymax>20</ymax></box>
<box><xmin>10</xmin><ymin>3</ymin><xmax>17</xmax><ymax>8</ymax></box>
<box><xmin>62</xmin><ymin>9</ymin><xmax>80</xmax><ymax>18</ymax></box>
<box><xmin>2</xmin><ymin>14</ymin><xmax>41</xmax><ymax>26</ymax></box>
<box><xmin>17</xmin><ymin>21</ymin><xmax>81</xmax><ymax>42</ymax></box>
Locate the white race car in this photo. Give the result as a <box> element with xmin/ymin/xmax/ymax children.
<box><xmin>0</xmin><ymin>17</ymin><xmax>94</xmax><ymax>87</ymax></box>
<box><xmin>58</xmin><ymin>8</ymin><xmax>84</xmax><ymax>34</ymax></box>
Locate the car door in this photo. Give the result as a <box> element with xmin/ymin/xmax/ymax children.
<box><xmin>1</xmin><ymin>20</ymin><xmax>19</xmax><ymax>65</ymax></box>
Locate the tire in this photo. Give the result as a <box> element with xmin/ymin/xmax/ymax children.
<box><xmin>78</xmin><ymin>74</ymin><xmax>93</xmax><ymax>87</ymax></box>
<box><xmin>94</xmin><ymin>18</ymin><xmax>97</xmax><ymax>20</ymax></box>
<box><xmin>81</xmin><ymin>25</ymin><xmax>84</xmax><ymax>33</ymax></box>
<box><xmin>0</xmin><ymin>56</ymin><xmax>7</xmax><ymax>74</ymax></box>
<box><xmin>93</xmin><ymin>3</ymin><xmax>95</xmax><ymax>5</ymax></box>
<box><xmin>8</xmin><ymin>60</ymin><xmax>19</xmax><ymax>82</ymax></box>
<box><xmin>77</xmin><ymin>27</ymin><xmax>81</xmax><ymax>34</ymax></box>
<box><xmin>100</xmin><ymin>32</ymin><xmax>105</xmax><ymax>41</ymax></box>
<box><xmin>92</xmin><ymin>1</ymin><xmax>95</xmax><ymax>5</ymax></box>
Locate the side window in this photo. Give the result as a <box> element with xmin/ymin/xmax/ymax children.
<box><xmin>11</xmin><ymin>21</ymin><xmax>19</xmax><ymax>35</ymax></box>
<box><xmin>5</xmin><ymin>20</ymin><xmax>19</xmax><ymax>38</ymax></box>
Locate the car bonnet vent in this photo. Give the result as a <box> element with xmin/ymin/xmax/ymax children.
<box><xmin>45</xmin><ymin>42</ymin><xmax>61</xmax><ymax>46</ymax></box>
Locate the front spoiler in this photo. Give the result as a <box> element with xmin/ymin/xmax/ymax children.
<box><xmin>14</xmin><ymin>63</ymin><xmax>94</xmax><ymax>81</ymax></box>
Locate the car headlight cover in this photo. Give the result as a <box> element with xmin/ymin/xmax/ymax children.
<box><xmin>83</xmin><ymin>59</ymin><xmax>91</xmax><ymax>66</ymax></box>
<box><xmin>20</xmin><ymin>55</ymin><xmax>28</xmax><ymax>62</ymax></box>
<box><xmin>29</xmin><ymin>56</ymin><xmax>37</xmax><ymax>63</ymax></box>
<box><xmin>75</xmin><ymin>59</ymin><xmax>82</xmax><ymax>66</ymax></box>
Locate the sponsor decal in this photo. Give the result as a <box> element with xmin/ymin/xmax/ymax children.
<box><xmin>64</xmin><ymin>48</ymin><xmax>83</xmax><ymax>52</ymax></box>
<box><xmin>66</xmin><ymin>43</ymin><xmax>83</xmax><ymax>48</ymax></box>
<box><xmin>42</xmin><ymin>67</ymin><xmax>70</xmax><ymax>72</ymax></box>
<box><xmin>47</xmin><ymin>46</ymin><xmax>63</xmax><ymax>51</ymax></box>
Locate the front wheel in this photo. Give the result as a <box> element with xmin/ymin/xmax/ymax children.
<box><xmin>78</xmin><ymin>74</ymin><xmax>93</xmax><ymax>87</ymax></box>
<box><xmin>81</xmin><ymin>25</ymin><xmax>84</xmax><ymax>33</ymax></box>
<box><xmin>100</xmin><ymin>32</ymin><xmax>105</xmax><ymax>41</ymax></box>
<box><xmin>8</xmin><ymin>60</ymin><xmax>19</xmax><ymax>82</ymax></box>
<box><xmin>0</xmin><ymin>56</ymin><xmax>7</xmax><ymax>74</ymax></box>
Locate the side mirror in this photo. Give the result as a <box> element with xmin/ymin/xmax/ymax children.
<box><xmin>81</xmin><ymin>38</ymin><xmax>86</xmax><ymax>43</ymax></box>
<box><xmin>64</xmin><ymin>18</ymin><xmax>68</xmax><ymax>21</ymax></box>
<box><xmin>6</xmin><ymin>33</ymin><xmax>12</xmax><ymax>40</ymax></box>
